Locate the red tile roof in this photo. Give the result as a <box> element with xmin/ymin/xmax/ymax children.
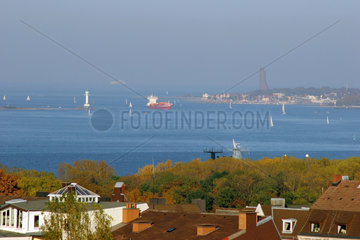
<box><xmin>311</xmin><ymin>180</ymin><xmax>360</xmax><ymax>212</ymax></box>
<box><xmin>113</xmin><ymin>210</ymin><xmax>281</xmax><ymax>240</ymax></box>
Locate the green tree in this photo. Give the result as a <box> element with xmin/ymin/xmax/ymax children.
<box><xmin>41</xmin><ymin>193</ymin><xmax>113</xmax><ymax>240</ymax></box>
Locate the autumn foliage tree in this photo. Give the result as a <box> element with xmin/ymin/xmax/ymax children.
<box><xmin>0</xmin><ymin>169</ymin><xmax>23</xmax><ymax>196</ymax></box>
<box><xmin>58</xmin><ymin>160</ymin><xmax>116</xmax><ymax>197</ymax></box>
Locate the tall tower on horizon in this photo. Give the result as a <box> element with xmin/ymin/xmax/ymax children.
<box><xmin>259</xmin><ymin>68</ymin><xmax>269</xmax><ymax>91</ymax></box>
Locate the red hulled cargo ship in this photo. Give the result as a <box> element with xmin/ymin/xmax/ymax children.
<box><xmin>147</xmin><ymin>95</ymin><xmax>173</xmax><ymax>110</ymax></box>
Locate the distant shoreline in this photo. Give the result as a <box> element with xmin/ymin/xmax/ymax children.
<box><xmin>0</xmin><ymin>106</ymin><xmax>94</xmax><ymax>110</ymax></box>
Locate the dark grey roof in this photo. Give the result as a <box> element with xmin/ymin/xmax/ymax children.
<box><xmin>0</xmin><ymin>199</ymin><xmax>48</xmax><ymax>211</ymax></box>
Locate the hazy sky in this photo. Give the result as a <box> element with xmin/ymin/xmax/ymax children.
<box><xmin>0</xmin><ymin>1</ymin><xmax>359</xmax><ymax>95</ymax></box>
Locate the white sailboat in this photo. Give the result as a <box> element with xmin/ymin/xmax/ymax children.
<box><xmin>26</xmin><ymin>96</ymin><xmax>31</xmax><ymax>101</ymax></box>
<box><xmin>282</xmin><ymin>104</ymin><xmax>286</xmax><ymax>115</ymax></box>
<box><xmin>269</xmin><ymin>116</ymin><xmax>274</xmax><ymax>128</ymax></box>
<box><xmin>326</xmin><ymin>116</ymin><xmax>329</xmax><ymax>125</ymax></box>
<box><xmin>129</xmin><ymin>108</ymin><xmax>133</xmax><ymax>117</ymax></box>
<box><xmin>2</xmin><ymin>96</ymin><xmax>6</xmax><ymax>101</ymax></box>
<box><xmin>129</xmin><ymin>101</ymin><xmax>133</xmax><ymax>108</ymax></box>
<box><xmin>73</xmin><ymin>97</ymin><xmax>77</xmax><ymax>104</ymax></box>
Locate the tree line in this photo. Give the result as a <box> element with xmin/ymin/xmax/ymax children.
<box><xmin>1</xmin><ymin>156</ymin><xmax>360</xmax><ymax>210</ymax></box>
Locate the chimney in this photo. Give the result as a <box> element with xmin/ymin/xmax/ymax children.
<box><xmin>197</xmin><ymin>224</ymin><xmax>218</xmax><ymax>236</ymax></box>
<box><xmin>122</xmin><ymin>203</ymin><xmax>139</xmax><ymax>223</ymax></box>
<box><xmin>238</xmin><ymin>211</ymin><xmax>257</xmax><ymax>233</ymax></box>
<box><xmin>332</xmin><ymin>175</ymin><xmax>342</xmax><ymax>186</ymax></box>
<box><xmin>68</xmin><ymin>183</ymin><xmax>76</xmax><ymax>194</ymax></box>
<box><xmin>270</xmin><ymin>198</ymin><xmax>285</xmax><ymax>208</ymax></box>
<box><xmin>132</xmin><ymin>221</ymin><xmax>153</xmax><ymax>233</ymax></box>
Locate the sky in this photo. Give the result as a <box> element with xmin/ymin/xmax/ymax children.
<box><xmin>0</xmin><ymin>0</ymin><xmax>359</xmax><ymax>95</ymax></box>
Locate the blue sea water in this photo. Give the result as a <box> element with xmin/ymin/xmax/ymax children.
<box><xmin>1</xmin><ymin>93</ymin><xmax>360</xmax><ymax>176</ymax></box>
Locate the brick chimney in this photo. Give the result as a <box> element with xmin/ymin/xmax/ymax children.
<box><xmin>132</xmin><ymin>221</ymin><xmax>153</xmax><ymax>233</ymax></box>
<box><xmin>238</xmin><ymin>211</ymin><xmax>257</xmax><ymax>233</ymax></box>
<box><xmin>122</xmin><ymin>203</ymin><xmax>139</xmax><ymax>223</ymax></box>
<box><xmin>197</xmin><ymin>224</ymin><xmax>218</xmax><ymax>236</ymax></box>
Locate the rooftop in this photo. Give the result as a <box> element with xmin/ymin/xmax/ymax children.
<box><xmin>272</xmin><ymin>207</ymin><xmax>310</xmax><ymax>238</ymax></box>
<box><xmin>311</xmin><ymin>180</ymin><xmax>360</xmax><ymax>212</ymax></box>
<box><xmin>113</xmin><ymin>210</ymin><xmax>281</xmax><ymax>240</ymax></box>
<box><xmin>299</xmin><ymin>209</ymin><xmax>360</xmax><ymax>238</ymax></box>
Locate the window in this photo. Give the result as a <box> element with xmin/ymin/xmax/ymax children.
<box><xmin>34</xmin><ymin>215</ymin><xmax>39</xmax><ymax>228</ymax></box>
<box><xmin>6</xmin><ymin>210</ymin><xmax>9</xmax><ymax>226</ymax></box>
<box><xmin>282</xmin><ymin>219</ymin><xmax>297</xmax><ymax>233</ymax></box>
<box><xmin>337</xmin><ymin>224</ymin><xmax>346</xmax><ymax>234</ymax></box>
<box><xmin>17</xmin><ymin>210</ymin><xmax>22</xmax><ymax>228</ymax></box>
<box><xmin>311</xmin><ymin>223</ymin><xmax>320</xmax><ymax>233</ymax></box>
<box><xmin>2</xmin><ymin>211</ymin><xmax>5</xmax><ymax>226</ymax></box>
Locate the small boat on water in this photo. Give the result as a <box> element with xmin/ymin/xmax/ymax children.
<box><xmin>2</xmin><ymin>96</ymin><xmax>6</xmax><ymax>101</ymax></box>
<box><xmin>26</xmin><ymin>96</ymin><xmax>31</xmax><ymax>101</ymax></box>
<box><xmin>326</xmin><ymin>116</ymin><xmax>329</xmax><ymax>125</ymax></box>
<box><xmin>73</xmin><ymin>97</ymin><xmax>77</xmax><ymax>104</ymax></box>
<box><xmin>129</xmin><ymin>108</ymin><xmax>132</xmax><ymax>117</ymax></box>
<box><xmin>269</xmin><ymin>116</ymin><xmax>274</xmax><ymax>128</ymax></box>
<box><xmin>282</xmin><ymin>104</ymin><xmax>286</xmax><ymax>115</ymax></box>
<box><xmin>129</xmin><ymin>102</ymin><xmax>133</xmax><ymax>108</ymax></box>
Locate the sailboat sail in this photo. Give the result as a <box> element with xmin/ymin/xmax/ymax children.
<box><xmin>26</xmin><ymin>96</ymin><xmax>31</xmax><ymax>101</ymax></box>
<box><xmin>129</xmin><ymin>108</ymin><xmax>133</xmax><ymax>117</ymax></box>
<box><xmin>73</xmin><ymin>97</ymin><xmax>77</xmax><ymax>104</ymax></box>
<box><xmin>282</xmin><ymin>104</ymin><xmax>286</xmax><ymax>115</ymax></box>
<box><xmin>326</xmin><ymin>116</ymin><xmax>329</xmax><ymax>125</ymax></box>
<box><xmin>269</xmin><ymin>116</ymin><xmax>274</xmax><ymax>128</ymax></box>
<box><xmin>2</xmin><ymin>96</ymin><xmax>6</xmax><ymax>101</ymax></box>
<box><xmin>129</xmin><ymin>101</ymin><xmax>133</xmax><ymax>108</ymax></box>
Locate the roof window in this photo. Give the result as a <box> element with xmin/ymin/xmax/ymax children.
<box><xmin>337</xmin><ymin>224</ymin><xmax>346</xmax><ymax>234</ymax></box>
<box><xmin>311</xmin><ymin>223</ymin><xmax>320</xmax><ymax>233</ymax></box>
<box><xmin>282</xmin><ymin>219</ymin><xmax>297</xmax><ymax>234</ymax></box>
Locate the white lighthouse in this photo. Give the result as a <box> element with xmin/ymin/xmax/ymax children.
<box><xmin>84</xmin><ymin>90</ymin><xmax>90</xmax><ymax>108</ymax></box>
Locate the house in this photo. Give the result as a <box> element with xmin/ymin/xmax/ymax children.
<box><xmin>112</xmin><ymin>182</ymin><xmax>126</xmax><ymax>202</ymax></box>
<box><xmin>113</xmin><ymin>209</ymin><xmax>281</xmax><ymax>240</ymax></box>
<box><xmin>0</xmin><ymin>183</ymin><xmax>148</xmax><ymax>239</ymax></box>
<box><xmin>298</xmin><ymin>175</ymin><xmax>360</xmax><ymax>240</ymax></box>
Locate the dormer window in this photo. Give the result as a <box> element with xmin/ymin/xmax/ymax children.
<box><xmin>282</xmin><ymin>219</ymin><xmax>297</xmax><ymax>234</ymax></box>
<box><xmin>311</xmin><ymin>223</ymin><xmax>320</xmax><ymax>233</ymax></box>
<box><xmin>337</xmin><ymin>224</ymin><xmax>346</xmax><ymax>234</ymax></box>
